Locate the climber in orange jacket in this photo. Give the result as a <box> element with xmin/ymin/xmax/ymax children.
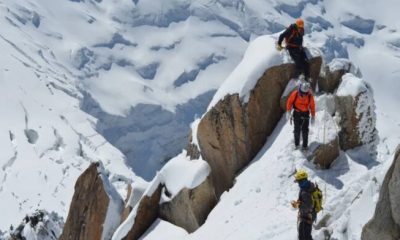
<box><xmin>286</xmin><ymin>82</ymin><xmax>315</xmax><ymax>150</ymax></box>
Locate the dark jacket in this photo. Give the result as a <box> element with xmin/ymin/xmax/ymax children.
<box><xmin>298</xmin><ymin>180</ymin><xmax>315</xmax><ymax>221</ymax></box>
<box><xmin>278</xmin><ymin>24</ymin><xmax>304</xmax><ymax>48</ymax></box>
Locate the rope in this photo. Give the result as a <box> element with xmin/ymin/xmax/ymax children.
<box><xmin>323</xmin><ymin>110</ymin><xmax>327</xmax><ymax>210</ymax></box>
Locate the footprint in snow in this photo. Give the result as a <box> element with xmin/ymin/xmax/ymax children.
<box><xmin>234</xmin><ymin>199</ymin><xmax>243</xmax><ymax>206</ymax></box>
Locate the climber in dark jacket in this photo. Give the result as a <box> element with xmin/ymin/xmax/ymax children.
<box><xmin>276</xmin><ymin>18</ymin><xmax>310</xmax><ymax>80</ymax></box>
<box><xmin>292</xmin><ymin>170</ymin><xmax>315</xmax><ymax>240</ymax></box>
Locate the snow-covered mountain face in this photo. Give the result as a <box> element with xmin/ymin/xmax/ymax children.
<box><xmin>0</xmin><ymin>0</ymin><xmax>400</xmax><ymax>236</ymax></box>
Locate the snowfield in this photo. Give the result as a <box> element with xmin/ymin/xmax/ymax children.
<box><xmin>0</xmin><ymin>0</ymin><xmax>399</xmax><ymax>239</ymax></box>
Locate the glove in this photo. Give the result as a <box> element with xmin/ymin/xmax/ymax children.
<box><xmin>310</xmin><ymin>117</ymin><xmax>315</xmax><ymax>125</ymax></box>
<box><xmin>291</xmin><ymin>200</ymin><xmax>300</xmax><ymax>209</ymax></box>
<box><xmin>302</xmin><ymin>213</ymin><xmax>313</xmax><ymax>224</ymax></box>
<box><xmin>286</xmin><ymin>112</ymin><xmax>291</xmax><ymax>121</ymax></box>
<box><xmin>276</xmin><ymin>43</ymin><xmax>283</xmax><ymax>51</ymax></box>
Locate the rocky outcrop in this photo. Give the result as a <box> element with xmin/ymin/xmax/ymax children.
<box><xmin>197</xmin><ymin>94</ymin><xmax>248</xmax><ymax>197</ymax></box>
<box><xmin>318</xmin><ymin>67</ymin><xmax>345</xmax><ymax>93</ymax></box>
<box><xmin>197</xmin><ymin>57</ymin><xmax>322</xmax><ymax>197</ymax></box>
<box><xmin>318</xmin><ymin>58</ymin><xmax>360</xmax><ymax>93</ymax></box>
<box><xmin>7</xmin><ymin>210</ymin><xmax>64</xmax><ymax>240</ymax></box>
<box><xmin>120</xmin><ymin>184</ymin><xmax>133</xmax><ymax>223</ymax></box>
<box><xmin>361</xmin><ymin>146</ymin><xmax>400</xmax><ymax>240</ymax></box>
<box><xmin>60</xmin><ymin>162</ymin><xmax>124</xmax><ymax>240</ymax></box>
<box><xmin>186</xmin><ymin>131</ymin><xmax>201</xmax><ymax>160</ymax></box>
<box><xmin>159</xmin><ymin>177</ymin><xmax>217</xmax><ymax>233</ymax></box>
<box><xmin>309</xmin><ymin>137</ymin><xmax>340</xmax><ymax>169</ymax></box>
<box><xmin>335</xmin><ymin>74</ymin><xmax>378</xmax><ymax>156</ymax></box>
<box><xmin>123</xmin><ymin>185</ymin><xmax>162</xmax><ymax>240</ymax></box>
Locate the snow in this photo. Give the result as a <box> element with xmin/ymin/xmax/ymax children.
<box><xmin>126</xmin><ymin>179</ymin><xmax>149</xmax><ymax>209</ymax></box>
<box><xmin>186</xmin><ymin>115</ymin><xmax>389</xmax><ymax>240</ymax></box>
<box><xmin>22</xmin><ymin>225</ymin><xmax>37</xmax><ymax>240</ymax></box>
<box><xmin>207</xmin><ymin>34</ymin><xmax>322</xmax><ymax>110</ymax></box>
<box><xmin>336</xmin><ymin>73</ymin><xmax>368</xmax><ymax>97</ymax></box>
<box><xmin>112</xmin><ymin>151</ymin><xmax>210</xmax><ymax>240</ymax></box>
<box><xmin>207</xmin><ymin>35</ymin><xmax>282</xmax><ymax>108</ymax></box>
<box><xmin>0</xmin><ymin>0</ymin><xmax>400</xmax><ymax>239</ymax></box>
<box><xmin>354</xmin><ymin>84</ymin><xmax>378</xmax><ymax>157</ymax></box>
<box><xmin>139</xmin><ymin>219</ymin><xmax>188</xmax><ymax>240</ymax></box>
<box><xmin>97</xmin><ymin>163</ymin><xmax>125</xmax><ymax>240</ymax></box>
<box><xmin>159</xmin><ymin>152</ymin><xmax>210</xmax><ymax>200</ymax></box>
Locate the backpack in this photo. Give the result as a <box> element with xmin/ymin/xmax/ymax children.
<box><xmin>285</xmin><ymin>24</ymin><xmax>304</xmax><ymax>48</ymax></box>
<box><xmin>292</xmin><ymin>90</ymin><xmax>311</xmax><ymax>112</ymax></box>
<box><xmin>311</xmin><ymin>183</ymin><xmax>323</xmax><ymax>213</ymax></box>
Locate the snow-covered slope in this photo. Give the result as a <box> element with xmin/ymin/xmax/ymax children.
<box><xmin>129</xmin><ymin>1</ymin><xmax>400</xmax><ymax>238</ymax></box>
<box><xmin>186</xmin><ymin>108</ymin><xmax>390</xmax><ymax>240</ymax></box>
<box><xmin>0</xmin><ymin>0</ymin><xmax>400</xmax><ymax>237</ymax></box>
<box><xmin>0</xmin><ymin>0</ymin><xmax>138</xmax><ymax>230</ymax></box>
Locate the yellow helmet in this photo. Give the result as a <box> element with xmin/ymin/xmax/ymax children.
<box><xmin>294</xmin><ymin>169</ymin><xmax>308</xmax><ymax>182</ymax></box>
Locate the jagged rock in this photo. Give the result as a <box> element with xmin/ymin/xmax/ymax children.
<box><xmin>121</xmin><ymin>184</ymin><xmax>133</xmax><ymax>223</ymax></box>
<box><xmin>318</xmin><ymin>58</ymin><xmax>361</xmax><ymax>93</ymax></box>
<box><xmin>361</xmin><ymin>146</ymin><xmax>400</xmax><ymax>240</ymax></box>
<box><xmin>186</xmin><ymin>131</ymin><xmax>201</xmax><ymax>160</ymax></box>
<box><xmin>197</xmin><ymin>94</ymin><xmax>247</xmax><ymax>197</ymax></box>
<box><xmin>319</xmin><ymin>67</ymin><xmax>345</xmax><ymax>93</ymax></box>
<box><xmin>198</xmin><ymin>57</ymin><xmax>322</xmax><ymax>197</ymax></box>
<box><xmin>159</xmin><ymin>177</ymin><xmax>217</xmax><ymax>233</ymax></box>
<box><xmin>60</xmin><ymin>162</ymin><xmax>124</xmax><ymax>240</ymax></box>
<box><xmin>7</xmin><ymin>210</ymin><xmax>63</xmax><ymax>240</ymax></box>
<box><xmin>279</xmin><ymin>58</ymin><xmax>323</xmax><ymax>112</ymax></box>
<box><xmin>335</xmin><ymin>94</ymin><xmax>360</xmax><ymax>149</ymax></box>
<box><xmin>335</xmin><ymin>74</ymin><xmax>378</xmax><ymax>156</ymax></box>
<box><xmin>123</xmin><ymin>185</ymin><xmax>162</xmax><ymax>240</ymax></box>
<box><xmin>279</xmin><ymin>79</ymin><xmax>298</xmax><ymax>111</ymax></box>
<box><xmin>309</xmin><ymin>137</ymin><xmax>340</xmax><ymax>169</ymax></box>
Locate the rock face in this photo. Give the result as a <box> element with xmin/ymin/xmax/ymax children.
<box><xmin>123</xmin><ymin>185</ymin><xmax>162</xmax><ymax>240</ymax></box>
<box><xmin>318</xmin><ymin>58</ymin><xmax>361</xmax><ymax>93</ymax></box>
<box><xmin>186</xmin><ymin>131</ymin><xmax>201</xmax><ymax>160</ymax></box>
<box><xmin>120</xmin><ymin>184</ymin><xmax>133</xmax><ymax>223</ymax></box>
<box><xmin>335</xmin><ymin>94</ymin><xmax>361</xmax><ymax>150</ymax></box>
<box><xmin>310</xmin><ymin>137</ymin><xmax>340</xmax><ymax>169</ymax></box>
<box><xmin>159</xmin><ymin>177</ymin><xmax>217</xmax><ymax>233</ymax></box>
<box><xmin>197</xmin><ymin>57</ymin><xmax>322</xmax><ymax>197</ymax></box>
<box><xmin>60</xmin><ymin>162</ymin><xmax>123</xmax><ymax>240</ymax></box>
<box><xmin>8</xmin><ymin>210</ymin><xmax>64</xmax><ymax>240</ymax></box>
<box><xmin>318</xmin><ymin>67</ymin><xmax>346</xmax><ymax>93</ymax></box>
<box><xmin>197</xmin><ymin>94</ymin><xmax>248</xmax><ymax>197</ymax></box>
<box><xmin>335</xmin><ymin>74</ymin><xmax>378</xmax><ymax>156</ymax></box>
<box><xmin>361</xmin><ymin>146</ymin><xmax>400</xmax><ymax>240</ymax></box>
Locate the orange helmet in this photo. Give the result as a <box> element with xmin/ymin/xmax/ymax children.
<box><xmin>296</xmin><ymin>18</ymin><xmax>304</xmax><ymax>28</ymax></box>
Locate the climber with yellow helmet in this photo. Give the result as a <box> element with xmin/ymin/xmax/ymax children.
<box><xmin>291</xmin><ymin>169</ymin><xmax>322</xmax><ymax>240</ymax></box>
<box><xmin>276</xmin><ymin>18</ymin><xmax>310</xmax><ymax>81</ymax></box>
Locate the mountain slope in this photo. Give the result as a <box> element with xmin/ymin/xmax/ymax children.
<box><xmin>0</xmin><ymin>0</ymin><xmax>400</xmax><ymax>237</ymax></box>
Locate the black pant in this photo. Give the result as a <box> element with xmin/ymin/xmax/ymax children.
<box><xmin>288</xmin><ymin>47</ymin><xmax>310</xmax><ymax>78</ymax></box>
<box><xmin>298</xmin><ymin>220</ymin><xmax>313</xmax><ymax>240</ymax></box>
<box><xmin>293</xmin><ymin>110</ymin><xmax>310</xmax><ymax>148</ymax></box>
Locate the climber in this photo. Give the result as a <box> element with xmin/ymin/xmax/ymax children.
<box><xmin>276</xmin><ymin>18</ymin><xmax>310</xmax><ymax>81</ymax></box>
<box><xmin>291</xmin><ymin>170</ymin><xmax>315</xmax><ymax>240</ymax></box>
<box><xmin>286</xmin><ymin>82</ymin><xmax>315</xmax><ymax>150</ymax></box>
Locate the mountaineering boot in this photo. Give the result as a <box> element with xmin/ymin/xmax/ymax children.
<box><xmin>302</xmin><ymin>146</ymin><xmax>308</xmax><ymax>151</ymax></box>
<box><xmin>295</xmin><ymin>145</ymin><xmax>300</xmax><ymax>150</ymax></box>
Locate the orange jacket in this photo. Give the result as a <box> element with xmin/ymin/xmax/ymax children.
<box><xmin>286</xmin><ymin>90</ymin><xmax>316</xmax><ymax>117</ymax></box>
